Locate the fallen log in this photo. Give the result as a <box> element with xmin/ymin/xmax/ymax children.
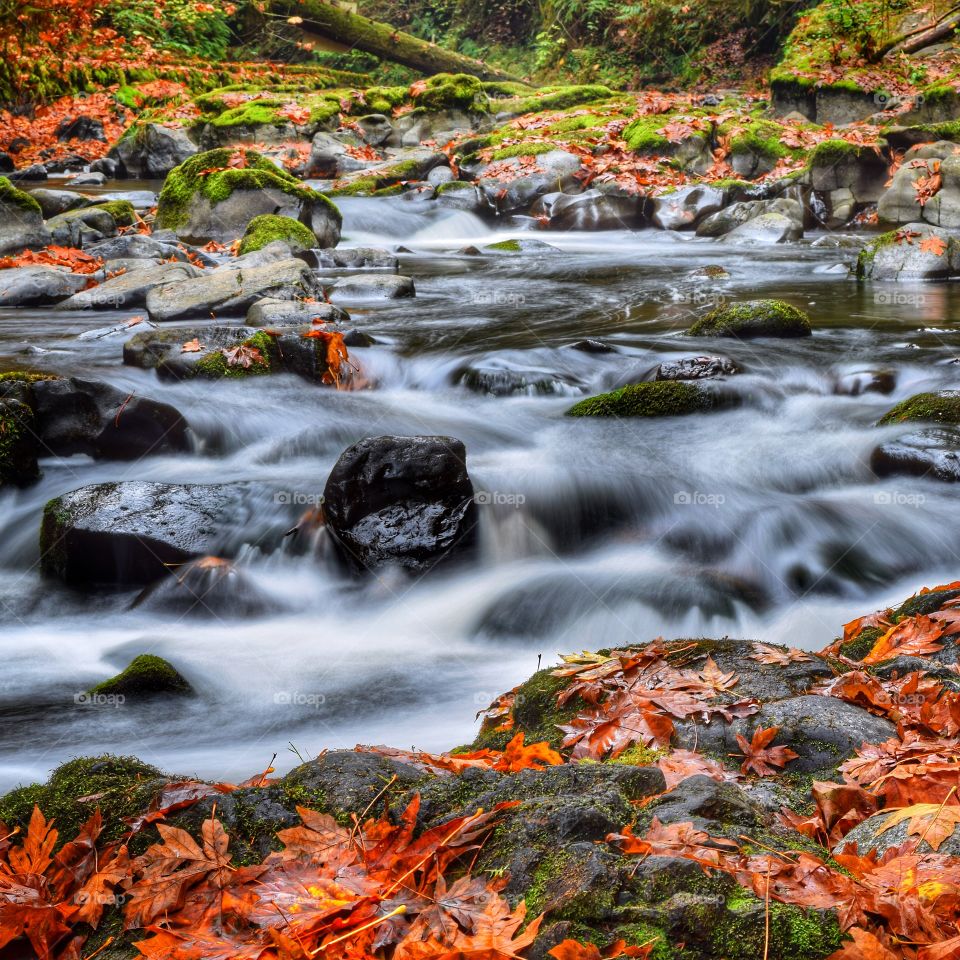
<box><xmin>268</xmin><ymin>0</ymin><xmax>525</xmax><ymax>83</ymax></box>
<box><xmin>870</xmin><ymin>4</ymin><xmax>960</xmax><ymax>61</ymax></box>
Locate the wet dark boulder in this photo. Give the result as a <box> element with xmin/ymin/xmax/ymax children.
<box><xmin>30</xmin><ymin>377</ymin><xmax>190</xmax><ymax>460</ymax></box>
<box><xmin>57</xmin><ymin>116</ymin><xmax>106</xmax><ymax>142</ymax></box>
<box><xmin>834</xmin><ymin>369</ymin><xmax>896</xmax><ymax>396</ymax></box>
<box><xmin>323</xmin><ymin>435</ymin><xmax>477</xmax><ymax>574</ymax></box>
<box><xmin>676</xmin><ymin>694</ymin><xmax>896</xmax><ymax>776</ymax></box>
<box><xmin>656</xmin><ymin>356</ymin><xmax>739</xmax><ymax>381</ymax></box>
<box><xmin>133</xmin><ymin>556</ymin><xmax>280</xmax><ymax>617</ymax></box>
<box><xmin>329</xmin><ymin>274</ymin><xmax>415</xmax><ymax>301</ymax></box>
<box><xmin>567</xmin><ymin>381</ymin><xmax>725</xmax><ymax>418</ymax></box>
<box><xmin>532</xmin><ymin>189</ymin><xmax>646</xmax><ymax>230</ymax></box>
<box><xmin>0</xmin><ymin>398</ymin><xmax>40</xmax><ymax>487</ymax></box>
<box><xmin>642</xmin><ymin>775</ymin><xmax>768</xmax><ymax>839</ymax></box>
<box><xmin>40</xmin><ymin>481</ymin><xmax>250</xmax><ymax>586</ymax></box>
<box><xmin>856</xmin><ymin>223</ymin><xmax>960</xmax><ymax>280</ymax></box>
<box><xmin>28</xmin><ymin>188</ymin><xmax>91</xmax><ymax>218</ymax></box>
<box><xmin>871</xmin><ymin>427</ymin><xmax>960</xmax><ymax>482</ymax></box>
<box><xmin>88</xmin><ymin>654</ymin><xmax>192</xmax><ymax>699</ymax></box>
<box><xmin>281</xmin><ymin>750</ymin><xmax>428</xmax><ymax>820</ymax></box>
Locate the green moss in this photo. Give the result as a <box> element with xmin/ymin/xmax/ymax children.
<box><xmin>878</xmin><ymin>391</ymin><xmax>960</xmax><ymax>426</ymax></box>
<box><xmin>486</xmin><ymin>239</ymin><xmax>523</xmax><ymax>251</ymax></box>
<box><xmin>839</xmin><ymin>626</ymin><xmax>883</xmax><ymax>661</ymax></box>
<box><xmin>91</xmin><ymin>200</ymin><xmax>136</xmax><ymax>227</ymax></box>
<box><xmin>714</xmin><ymin>898</ymin><xmax>842</xmax><ymax>959</ymax></box>
<box><xmin>622</xmin><ymin>114</ymin><xmax>673</xmax><ymax>152</ymax></box>
<box><xmin>156</xmin><ymin>148</ymin><xmax>317</xmax><ymax>231</ymax></box>
<box><xmin>0</xmin><ymin>176</ymin><xmax>42</xmax><ymax>216</ymax></box>
<box><xmin>411</xmin><ymin>73</ymin><xmax>488</xmax><ymax>113</ymax></box>
<box><xmin>0</xmin><ymin>370</ymin><xmax>57</xmax><ymax>383</ymax></box>
<box><xmin>436</xmin><ymin>180</ymin><xmax>474</xmax><ymax>195</ymax></box>
<box><xmin>896</xmin><ymin>587</ymin><xmax>960</xmax><ymax>621</ymax></box>
<box><xmin>482</xmin><ymin>81</ymin><xmax>536</xmax><ymax>98</ymax></box>
<box><xmin>238</xmin><ymin>214</ymin><xmax>318</xmax><ymax>255</ymax></box>
<box><xmin>855</xmin><ymin>229</ymin><xmax>898</xmax><ymax>278</ymax></box>
<box><xmin>612</xmin><ymin>923</ymin><xmax>673</xmax><ymax>960</ymax></box>
<box><xmin>194</xmin><ymin>330</ymin><xmax>277</xmax><ymax>380</ymax></box>
<box><xmin>688</xmin><ymin>299</ymin><xmax>812</xmax><ymax>338</ymax></box>
<box><xmin>208</xmin><ymin>99</ymin><xmax>290</xmax><ymax>128</ymax></box>
<box><xmin>89</xmin><ymin>654</ymin><xmax>192</xmax><ymax>698</ymax></box>
<box><xmin>0</xmin><ymin>399</ymin><xmax>38</xmax><ymax>486</ymax></box>
<box><xmin>328</xmin><ymin>157</ymin><xmax>427</xmax><ymax>196</ymax></box>
<box><xmin>362</xmin><ymin>84</ymin><xmax>408</xmax><ymax>113</ymax></box>
<box><xmin>605</xmin><ymin>743</ymin><xmax>666</xmax><ymax>766</ymax></box>
<box><xmin>499</xmin><ymin>85</ymin><xmax>614</xmax><ymax>115</ymax></box>
<box><xmin>490</xmin><ymin>141</ymin><xmax>557</xmax><ymax>161</ymax></box>
<box><xmin>472</xmin><ymin>668</ymin><xmax>577</xmax><ymax>751</ymax></box>
<box><xmin>723</xmin><ymin>118</ymin><xmax>795</xmax><ymax>162</ymax></box>
<box><xmin>809</xmin><ymin>138</ymin><xmax>872</xmax><ymax>166</ymax></box>
<box><xmin>566</xmin><ymin>381</ymin><xmax>712</xmax><ymax>418</ymax></box>
<box><xmin>0</xmin><ymin>755</ymin><xmax>168</xmax><ymax>846</ymax></box>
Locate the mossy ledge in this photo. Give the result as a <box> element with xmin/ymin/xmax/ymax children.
<box><xmin>238</xmin><ymin>214</ymin><xmax>318</xmax><ymax>255</ymax></box>
<box><xmin>688</xmin><ymin>299</ymin><xmax>812</xmax><ymax>339</ymax></box>
<box><xmin>566</xmin><ymin>381</ymin><xmax>715</xmax><ymax>418</ymax></box>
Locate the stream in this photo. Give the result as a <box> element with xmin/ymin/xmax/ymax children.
<box><xmin>1</xmin><ymin>186</ymin><xmax>958</xmax><ymax>791</ymax></box>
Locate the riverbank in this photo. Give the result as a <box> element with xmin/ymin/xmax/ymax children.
<box><xmin>3</xmin><ymin>581</ymin><xmax>959</xmax><ymax>959</ymax></box>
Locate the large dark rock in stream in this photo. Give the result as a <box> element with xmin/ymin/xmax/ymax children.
<box><xmin>0</xmin><ymin>266</ymin><xmax>90</xmax><ymax>307</ymax></box>
<box><xmin>871</xmin><ymin>428</ymin><xmax>960</xmax><ymax>482</ymax></box>
<box><xmin>0</xmin><ymin>176</ymin><xmax>49</xmax><ymax>255</ymax></box>
<box><xmin>40</xmin><ymin>481</ymin><xmax>252</xmax><ymax>586</ymax></box>
<box><xmin>29</xmin><ymin>377</ymin><xmax>190</xmax><ymax>460</ymax></box>
<box><xmin>0</xmin><ymin>398</ymin><xmax>40</xmax><ymax>487</ymax></box>
<box><xmin>323</xmin><ymin>435</ymin><xmax>477</xmax><ymax>574</ymax></box>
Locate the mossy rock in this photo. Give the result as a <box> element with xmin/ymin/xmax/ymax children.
<box><xmin>411</xmin><ymin>73</ymin><xmax>488</xmax><ymax>113</ymax></box>
<box><xmin>194</xmin><ymin>330</ymin><xmax>278</xmax><ymax>379</ymax></box>
<box><xmin>238</xmin><ymin>214</ymin><xmax>317</xmax><ymax>256</ymax></box>
<box><xmin>566</xmin><ymin>381</ymin><xmax>715</xmax><ymax>418</ymax></box>
<box><xmin>155</xmin><ymin>148</ymin><xmax>326</xmax><ymax>234</ymax></box>
<box><xmin>89</xmin><ymin>654</ymin><xmax>192</xmax><ymax>698</ymax></box>
<box><xmin>877</xmin><ymin>391</ymin><xmax>960</xmax><ymax>426</ymax></box>
<box><xmin>90</xmin><ymin>200</ymin><xmax>136</xmax><ymax>227</ymax></box>
<box><xmin>0</xmin><ymin>398</ymin><xmax>40</xmax><ymax>487</ymax></box>
<box><xmin>0</xmin><ymin>176</ymin><xmax>43</xmax><ymax>216</ymax></box>
<box><xmin>0</xmin><ymin>755</ymin><xmax>169</xmax><ymax>846</ymax></box>
<box><xmin>688</xmin><ymin>299</ymin><xmax>812</xmax><ymax>339</ymax></box>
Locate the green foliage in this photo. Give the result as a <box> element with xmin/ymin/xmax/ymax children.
<box><xmin>238</xmin><ymin>215</ymin><xmax>318</xmax><ymax>255</ymax></box>
<box><xmin>106</xmin><ymin>0</ymin><xmax>237</xmax><ymax>61</ymax></box>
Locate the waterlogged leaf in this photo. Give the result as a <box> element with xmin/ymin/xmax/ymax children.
<box><xmin>879</xmin><ymin>803</ymin><xmax>960</xmax><ymax>851</ymax></box>
<box><xmin>750</xmin><ymin>643</ymin><xmax>812</xmax><ymax>665</ymax></box>
<box><xmin>734</xmin><ymin>726</ymin><xmax>799</xmax><ymax>777</ymax></box>
<box><xmin>221</xmin><ymin>344</ymin><xmax>265</xmax><ymax>369</ymax></box>
<box><xmin>180</xmin><ymin>338</ymin><xmax>204</xmax><ymax>353</ymax></box>
<box><xmin>862</xmin><ymin>615</ymin><xmax>945</xmax><ymax>664</ymax></box>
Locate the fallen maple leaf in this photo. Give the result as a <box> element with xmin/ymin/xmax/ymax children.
<box><xmin>878</xmin><ymin>802</ymin><xmax>960</xmax><ymax>852</ymax></box>
<box><xmin>180</xmin><ymin>338</ymin><xmax>204</xmax><ymax>353</ymax></box>
<box><xmin>734</xmin><ymin>726</ymin><xmax>799</xmax><ymax>777</ymax></box>
<box><xmin>920</xmin><ymin>235</ymin><xmax>948</xmax><ymax>256</ymax></box>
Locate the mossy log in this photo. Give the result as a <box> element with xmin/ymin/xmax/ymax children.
<box><xmin>268</xmin><ymin>0</ymin><xmax>523</xmax><ymax>83</ymax></box>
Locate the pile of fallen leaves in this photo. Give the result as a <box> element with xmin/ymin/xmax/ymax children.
<box><xmin>9</xmin><ymin>582</ymin><xmax>960</xmax><ymax>958</ymax></box>
<box><xmin>0</xmin><ymin>792</ymin><xmax>546</xmax><ymax>960</ymax></box>
<box><xmin>0</xmin><ymin>245</ymin><xmax>104</xmax><ymax>274</ymax></box>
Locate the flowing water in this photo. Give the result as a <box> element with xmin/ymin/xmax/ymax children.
<box><xmin>1</xmin><ymin>187</ymin><xmax>959</xmax><ymax>791</ymax></box>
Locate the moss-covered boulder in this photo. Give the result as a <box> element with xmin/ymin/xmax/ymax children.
<box><xmin>0</xmin><ymin>755</ymin><xmax>170</xmax><ymax>845</ymax></box>
<box><xmin>878</xmin><ymin>391</ymin><xmax>960</xmax><ymax>426</ymax></box>
<box><xmin>0</xmin><ymin>176</ymin><xmax>49</xmax><ymax>255</ymax></box>
<box><xmin>688</xmin><ymin>299</ymin><xmax>812</xmax><ymax>339</ymax></box>
<box><xmin>0</xmin><ymin>398</ymin><xmax>40</xmax><ymax>487</ymax></box>
<box><xmin>89</xmin><ymin>654</ymin><xmax>192</xmax><ymax>699</ymax></box>
<box><xmin>856</xmin><ymin>223</ymin><xmax>960</xmax><ymax>281</ymax></box>
<box><xmin>238</xmin><ymin>214</ymin><xmax>318</xmax><ymax>256</ymax></box>
<box><xmin>155</xmin><ymin>148</ymin><xmax>342</xmax><ymax>246</ymax></box>
<box><xmin>566</xmin><ymin>381</ymin><xmax>717</xmax><ymax>418</ymax></box>
<box><xmin>410</xmin><ymin>73</ymin><xmax>489</xmax><ymax>113</ymax></box>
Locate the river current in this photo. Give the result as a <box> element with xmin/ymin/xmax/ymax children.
<box><xmin>0</xmin><ymin>187</ymin><xmax>956</xmax><ymax>791</ymax></box>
